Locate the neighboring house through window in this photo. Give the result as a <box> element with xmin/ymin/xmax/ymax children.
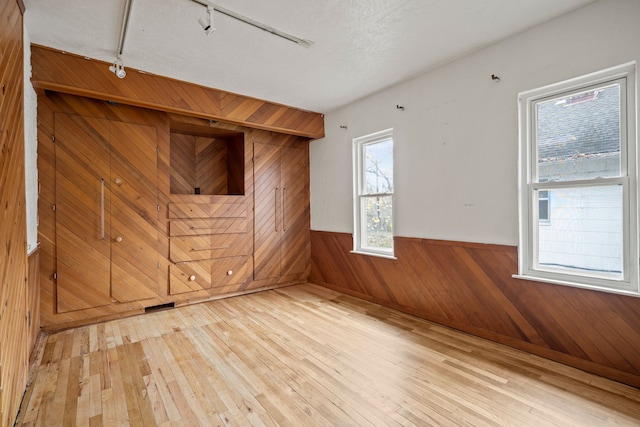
<box><xmin>353</xmin><ymin>129</ymin><xmax>395</xmax><ymax>258</ymax></box>
<box><xmin>517</xmin><ymin>63</ymin><xmax>638</xmax><ymax>295</ymax></box>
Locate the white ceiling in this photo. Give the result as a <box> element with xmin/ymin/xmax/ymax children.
<box><xmin>23</xmin><ymin>0</ymin><xmax>597</xmax><ymax>113</ymax></box>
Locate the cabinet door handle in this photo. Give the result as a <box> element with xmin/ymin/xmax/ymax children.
<box><xmin>115</xmin><ymin>236</ymin><xmax>123</xmax><ymax>243</ymax></box>
<box><xmin>275</xmin><ymin>187</ymin><xmax>279</xmax><ymax>231</ymax></box>
<box><xmin>100</xmin><ymin>179</ymin><xmax>105</xmax><ymax>240</ymax></box>
<box><xmin>282</xmin><ymin>187</ymin><xmax>287</xmax><ymax>231</ymax></box>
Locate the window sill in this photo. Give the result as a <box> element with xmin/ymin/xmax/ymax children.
<box><xmin>512</xmin><ymin>274</ymin><xmax>639</xmax><ymax>298</ymax></box>
<box><xmin>350</xmin><ymin>250</ymin><xmax>397</xmax><ymax>260</ymax></box>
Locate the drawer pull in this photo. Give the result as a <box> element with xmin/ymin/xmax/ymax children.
<box><xmin>189</xmin><ymin>226</ymin><xmax>230</xmax><ymax>230</ymax></box>
<box><xmin>189</xmin><ymin>275</ymin><xmax>196</xmax><ymax>281</ymax></box>
<box><xmin>227</xmin><ymin>270</ymin><xmax>233</xmax><ymax>276</ymax></box>
<box><xmin>190</xmin><ymin>245</ymin><xmax>230</xmax><ymax>251</ymax></box>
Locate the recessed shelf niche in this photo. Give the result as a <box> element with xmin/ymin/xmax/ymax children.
<box><xmin>169</xmin><ymin>122</ymin><xmax>245</xmax><ymax>195</ymax></box>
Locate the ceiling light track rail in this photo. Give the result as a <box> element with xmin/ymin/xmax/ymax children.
<box><xmin>189</xmin><ymin>0</ymin><xmax>312</xmax><ymax>48</ymax></box>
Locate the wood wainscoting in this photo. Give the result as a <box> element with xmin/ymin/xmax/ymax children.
<box><xmin>310</xmin><ymin>231</ymin><xmax>640</xmax><ymax>388</ymax></box>
<box><xmin>27</xmin><ymin>247</ymin><xmax>41</xmax><ymax>359</ymax></box>
<box><xmin>0</xmin><ymin>1</ymin><xmax>29</xmax><ymax>425</ymax></box>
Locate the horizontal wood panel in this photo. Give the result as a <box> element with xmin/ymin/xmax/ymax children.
<box><xmin>170</xmin><ymin>218</ymin><xmax>247</xmax><ymax>236</ymax></box>
<box><xmin>310</xmin><ymin>231</ymin><xmax>640</xmax><ymax>388</ymax></box>
<box><xmin>170</xmin><ymin>234</ymin><xmax>249</xmax><ymax>262</ymax></box>
<box><xmin>30</xmin><ymin>45</ymin><xmax>324</xmax><ymax>139</ymax></box>
<box><xmin>168</xmin><ymin>202</ymin><xmax>247</xmax><ymax>219</ymax></box>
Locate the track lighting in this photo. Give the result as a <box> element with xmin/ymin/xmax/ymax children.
<box><xmin>198</xmin><ymin>5</ymin><xmax>215</xmax><ymax>35</ymax></box>
<box><xmin>109</xmin><ymin>57</ymin><xmax>126</xmax><ymax>79</ymax></box>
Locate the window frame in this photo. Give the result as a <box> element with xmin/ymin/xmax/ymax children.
<box><xmin>352</xmin><ymin>128</ymin><xmax>396</xmax><ymax>258</ymax></box>
<box><xmin>516</xmin><ymin>62</ymin><xmax>639</xmax><ymax>296</ymax></box>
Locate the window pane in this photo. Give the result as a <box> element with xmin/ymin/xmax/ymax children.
<box><xmin>536</xmin><ymin>84</ymin><xmax>620</xmax><ymax>182</ymax></box>
<box><xmin>538</xmin><ymin>193</ymin><xmax>549</xmax><ymax>222</ymax></box>
<box><xmin>364</xmin><ymin>139</ymin><xmax>393</xmax><ymax>194</ymax></box>
<box><xmin>363</xmin><ymin>195</ymin><xmax>393</xmax><ymax>250</ymax></box>
<box><xmin>536</xmin><ymin>185</ymin><xmax>623</xmax><ymax>276</ymax></box>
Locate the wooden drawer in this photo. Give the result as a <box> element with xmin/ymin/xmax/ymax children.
<box><xmin>169</xmin><ymin>263</ymin><xmax>211</xmax><ymax>295</ymax></box>
<box><xmin>211</xmin><ymin>256</ymin><xmax>251</xmax><ymax>288</ymax></box>
<box><xmin>168</xmin><ymin>202</ymin><xmax>247</xmax><ymax>219</ymax></box>
<box><xmin>170</xmin><ymin>233</ymin><xmax>249</xmax><ymax>262</ymax></box>
<box><xmin>170</xmin><ymin>218</ymin><xmax>247</xmax><ymax>236</ymax></box>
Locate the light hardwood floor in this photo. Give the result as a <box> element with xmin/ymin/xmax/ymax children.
<box><xmin>16</xmin><ymin>284</ymin><xmax>640</xmax><ymax>426</ymax></box>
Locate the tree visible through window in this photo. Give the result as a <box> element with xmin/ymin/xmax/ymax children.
<box><xmin>353</xmin><ymin>129</ymin><xmax>394</xmax><ymax>257</ymax></box>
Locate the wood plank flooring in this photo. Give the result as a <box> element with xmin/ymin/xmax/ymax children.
<box><xmin>16</xmin><ymin>284</ymin><xmax>640</xmax><ymax>426</ymax></box>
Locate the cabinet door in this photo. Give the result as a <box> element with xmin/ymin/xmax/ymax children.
<box><xmin>55</xmin><ymin>114</ymin><xmax>112</xmax><ymax>313</ymax></box>
<box><xmin>110</xmin><ymin>121</ymin><xmax>159</xmax><ymax>302</ymax></box>
<box><xmin>253</xmin><ymin>142</ymin><xmax>281</xmax><ymax>280</ymax></box>
<box><xmin>280</xmin><ymin>146</ymin><xmax>309</xmax><ymax>276</ymax></box>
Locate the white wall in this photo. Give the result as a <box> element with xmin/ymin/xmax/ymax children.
<box><xmin>310</xmin><ymin>0</ymin><xmax>640</xmax><ymax>246</ymax></box>
<box><xmin>24</xmin><ymin>25</ymin><xmax>38</xmax><ymax>254</ymax></box>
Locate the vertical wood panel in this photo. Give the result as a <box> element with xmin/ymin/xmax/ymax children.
<box><xmin>310</xmin><ymin>231</ymin><xmax>640</xmax><ymax>387</ymax></box>
<box><xmin>253</xmin><ymin>143</ymin><xmax>282</xmax><ymax>280</ymax></box>
<box><xmin>27</xmin><ymin>248</ymin><xmax>41</xmax><ymax>356</ymax></box>
<box><xmin>54</xmin><ymin>114</ymin><xmax>112</xmax><ymax>313</ymax></box>
<box><xmin>0</xmin><ymin>1</ymin><xmax>28</xmax><ymax>425</ymax></box>
<box><xmin>110</xmin><ymin>120</ymin><xmax>159</xmax><ymax>302</ymax></box>
<box><xmin>280</xmin><ymin>145</ymin><xmax>309</xmax><ymax>276</ymax></box>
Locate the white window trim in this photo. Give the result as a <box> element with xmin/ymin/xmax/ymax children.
<box><xmin>352</xmin><ymin>128</ymin><xmax>396</xmax><ymax>258</ymax></box>
<box><xmin>516</xmin><ymin>62</ymin><xmax>639</xmax><ymax>296</ymax></box>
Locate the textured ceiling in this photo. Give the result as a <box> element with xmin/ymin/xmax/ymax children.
<box><xmin>23</xmin><ymin>0</ymin><xmax>597</xmax><ymax>113</ymax></box>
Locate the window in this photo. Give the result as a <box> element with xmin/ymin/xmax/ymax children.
<box><xmin>353</xmin><ymin>129</ymin><xmax>395</xmax><ymax>257</ymax></box>
<box><xmin>517</xmin><ymin>63</ymin><xmax>638</xmax><ymax>295</ymax></box>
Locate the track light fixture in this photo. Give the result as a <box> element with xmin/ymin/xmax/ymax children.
<box><xmin>189</xmin><ymin>0</ymin><xmax>311</xmax><ymax>47</ymax></box>
<box><xmin>198</xmin><ymin>5</ymin><xmax>215</xmax><ymax>35</ymax></box>
<box><xmin>109</xmin><ymin>57</ymin><xmax>127</xmax><ymax>79</ymax></box>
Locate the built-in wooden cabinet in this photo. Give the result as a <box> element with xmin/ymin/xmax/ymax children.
<box><xmin>54</xmin><ymin>113</ymin><xmax>159</xmax><ymax>313</ymax></box>
<box><xmin>254</xmin><ymin>142</ymin><xmax>310</xmax><ymax>281</ymax></box>
<box><xmin>38</xmin><ymin>93</ymin><xmax>311</xmax><ymax>329</ymax></box>
<box><xmin>168</xmin><ymin>201</ymin><xmax>250</xmax><ymax>294</ymax></box>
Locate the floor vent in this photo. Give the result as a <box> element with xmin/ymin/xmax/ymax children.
<box><xmin>145</xmin><ymin>302</ymin><xmax>175</xmax><ymax>313</ymax></box>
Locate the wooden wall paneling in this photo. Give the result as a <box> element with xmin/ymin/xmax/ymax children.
<box><xmin>169</xmin><ymin>132</ymin><xmax>195</xmax><ymax>195</ymax></box>
<box><xmin>227</xmin><ymin>134</ymin><xmax>245</xmax><ymax>195</ymax></box>
<box><xmin>54</xmin><ymin>113</ymin><xmax>112</xmax><ymax>313</ymax></box>
<box><xmin>0</xmin><ymin>1</ymin><xmax>28</xmax><ymax>425</ymax></box>
<box><xmin>195</xmin><ymin>136</ymin><xmax>227</xmax><ymax>195</ymax></box>
<box><xmin>109</xmin><ymin>120</ymin><xmax>159</xmax><ymax>302</ymax></box>
<box><xmin>309</xmin><ymin>231</ymin><xmax>640</xmax><ymax>388</ymax></box>
<box><xmin>30</xmin><ymin>45</ymin><xmax>325</xmax><ymax>139</ymax></box>
<box><xmin>27</xmin><ymin>247</ymin><xmax>41</xmax><ymax>357</ymax></box>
